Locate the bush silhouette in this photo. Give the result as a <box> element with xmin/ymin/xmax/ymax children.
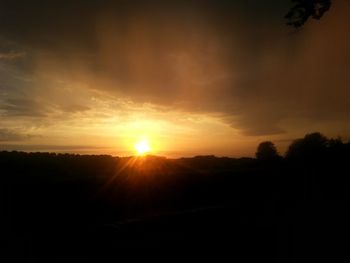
<box><xmin>256</xmin><ymin>141</ymin><xmax>280</xmax><ymax>161</ymax></box>
<box><xmin>285</xmin><ymin>132</ymin><xmax>329</xmax><ymax>160</ymax></box>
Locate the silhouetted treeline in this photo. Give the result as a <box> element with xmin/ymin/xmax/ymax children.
<box><xmin>2</xmin><ymin>132</ymin><xmax>350</xmax><ymax>261</ymax></box>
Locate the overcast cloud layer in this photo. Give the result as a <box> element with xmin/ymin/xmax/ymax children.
<box><xmin>1</xmin><ymin>0</ymin><xmax>350</xmax><ymax>155</ymax></box>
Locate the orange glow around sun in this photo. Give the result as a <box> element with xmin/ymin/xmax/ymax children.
<box><xmin>134</xmin><ymin>139</ymin><xmax>151</xmax><ymax>155</ymax></box>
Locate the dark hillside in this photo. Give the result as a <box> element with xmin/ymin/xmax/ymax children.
<box><xmin>2</xmin><ymin>137</ymin><xmax>350</xmax><ymax>261</ymax></box>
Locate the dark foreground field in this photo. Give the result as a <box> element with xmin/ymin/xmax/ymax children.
<box><xmin>2</xmin><ymin>145</ymin><xmax>350</xmax><ymax>262</ymax></box>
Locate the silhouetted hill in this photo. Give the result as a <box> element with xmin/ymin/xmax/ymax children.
<box><xmin>2</xmin><ymin>134</ymin><xmax>350</xmax><ymax>261</ymax></box>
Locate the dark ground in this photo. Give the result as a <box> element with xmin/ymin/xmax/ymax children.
<box><xmin>2</xmin><ymin>150</ymin><xmax>350</xmax><ymax>262</ymax></box>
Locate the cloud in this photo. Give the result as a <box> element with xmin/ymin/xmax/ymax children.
<box><xmin>0</xmin><ymin>128</ymin><xmax>33</xmax><ymax>142</ymax></box>
<box><xmin>0</xmin><ymin>0</ymin><xmax>349</xmax><ymax>139</ymax></box>
<box><xmin>0</xmin><ymin>144</ymin><xmax>104</xmax><ymax>151</ymax></box>
<box><xmin>0</xmin><ymin>51</ymin><xmax>26</xmax><ymax>60</ymax></box>
<box><xmin>60</xmin><ymin>104</ymin><xmax>91</xmax><ymax>113</ymax></box>
<box><xmin>0</xmin><ymin>98</ymin><xmax>49</xmax><ymax>117</ymax></box>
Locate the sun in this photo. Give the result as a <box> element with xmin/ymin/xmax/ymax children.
<box><xmin>134</xmin><ymin>139</ymin><xmax>151</xmax><ymax>155</ymax></box>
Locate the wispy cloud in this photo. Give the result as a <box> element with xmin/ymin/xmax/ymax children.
<box><xmin>0</xmin><ymin>51</ymin><xmax>26</xmax><ymax>60</ymax></box>
<box><xmin>1</xmin><ymin>98</ymin><xmax>48</xmax><ymax>117</ymax></box>
<box><xmin>0</xmin><ymin>128</ymin><xmax>34</xmax><ymax>142</ymax></box>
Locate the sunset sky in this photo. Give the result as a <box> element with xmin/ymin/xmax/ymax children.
<box><xmin>1</xmin><ymin>0</ymin><xmax>350</xmax><ymax>157</ymax></box>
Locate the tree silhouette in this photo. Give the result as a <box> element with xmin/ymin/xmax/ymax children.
<box><xmin>256</xmin><ymin>141</ymin><xmax>280</xmax><ymax>161</ymax></box>
<box><xmin>286</xmin><ymin>0</ymin><xmax>332</xmax><ymax>28</ymax></box>
<box><xmin>285</xmin><ymin>132</ymin><xmax>329</xmax><ymax>160</ymax></box>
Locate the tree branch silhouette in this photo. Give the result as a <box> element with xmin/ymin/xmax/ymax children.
<box><xmin>286</xmin><ymin>0</ymin><xmax>332</xmax><ymax>28</ymax></box>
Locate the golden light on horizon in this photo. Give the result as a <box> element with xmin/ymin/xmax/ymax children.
<box><xmin>134</xmin><ymin>139</ymin><xmax>151</xmax><ymax>155</ymax></box>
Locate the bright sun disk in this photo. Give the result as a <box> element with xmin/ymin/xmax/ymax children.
<box><xmin>134</xmin><ymin>139</ymin><xmax>151</xmax><ymax>155</ymax></box>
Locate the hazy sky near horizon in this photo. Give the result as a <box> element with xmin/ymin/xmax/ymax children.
<box><xmin>1</xmin><ymin>0</ymin><xmax>350</xmax><ymax>157</ymax></box>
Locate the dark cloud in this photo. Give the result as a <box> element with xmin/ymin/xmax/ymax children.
<box><xmin>0</xmin><ymin>144</ymin><xmax>103</xmax><ymax>151</ymax></box>
<box><xmin>61</xmin><ymin>104</ymin><xmax>91</xmax><ymax>113</ymax></box>
<box><xmin>0</xmin><ymin>51</ymin><xmax>26</xmax><ymax>60</ymax></box>
<box><xmin>0</xmin><ymin>98</ymin><xmax>49</xmax><ymax>117</ymax></box>
<box><xmin>0</xmin><ymin>128</ymin><xmax>32</xmax><ymax>142</ymax></box>
<box><xmin>0</xmin><ymin>0</ymin><xmax>349</xmax><ymax>137</ymax></box>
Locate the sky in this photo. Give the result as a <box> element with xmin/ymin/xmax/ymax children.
<box><xmin>1</xmin><ymin>0</ymin><xmax>350</xmax><ymax>157</ymax></box>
